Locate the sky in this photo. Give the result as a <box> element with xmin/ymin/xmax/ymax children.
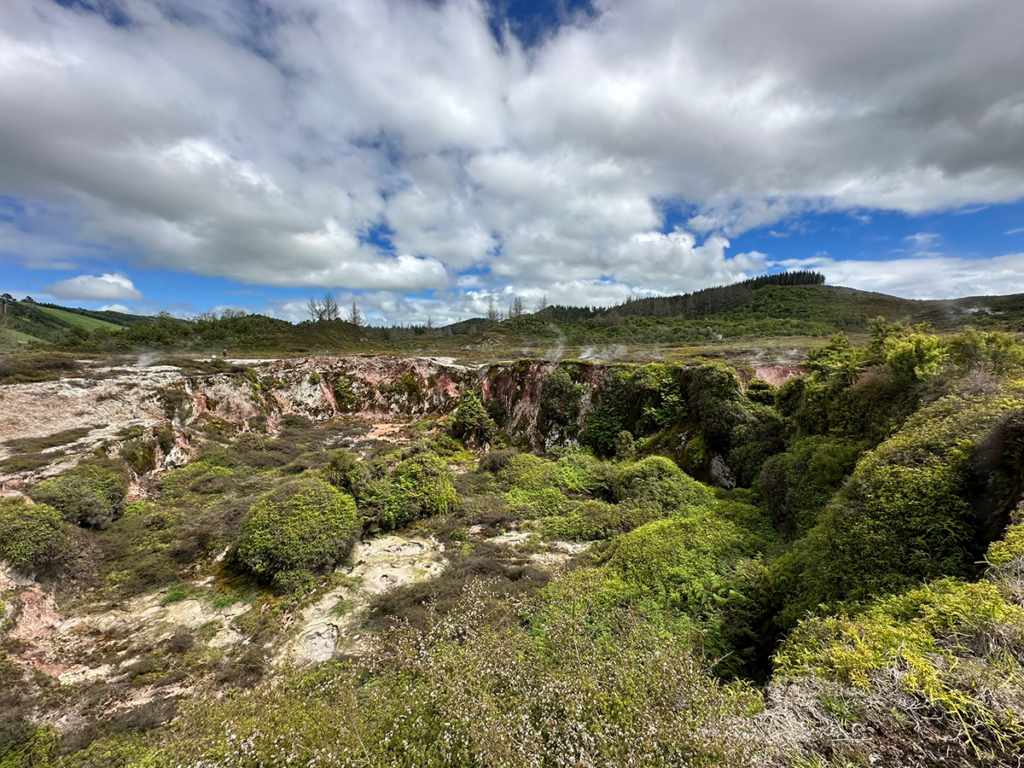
<box><xmin>2</xmin><ymin>0</ymin><xmax>1024</xmax><ymax>326</ymax></box>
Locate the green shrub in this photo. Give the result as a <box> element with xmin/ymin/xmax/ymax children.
<box><xmin>29</xmin><ymin>460</ymin><xmax>129</xmax><ymax>528</ymax></box>
<box><xmin>537</xmin><ymin>368</ymin><xmax>584</xmax><ymax>437</ymax></box>
<box><xmin>757</xmin><ymin>436</ymin><xmax>867</xmax><ymax>540</ymax></box>
<box><xmin>234</xmin><ymin>477</ymin><xmax>358</xmax><ymax>582</ymax></box>
<box><xmin>884</xmin><ymin>332</ymin><xmax>946</xmax><ymax>383</ymax></box>
<box><xmin>605</xmin><ymin>510</ymin><xmax>760</xmax><ymax>667</ymax></box>
<box><xmin>770</xmin><ymin>384</ymin><xmax>1024</xmax><ymax>624</ymax></box>
<box><xmin>363</xmin><ymin>454</ymin><xmax>458</xmax><ymax>531</ymax></box>
<box><xmin>745</xmin><ymin>378</ymin><xmax>778</xmax><ymax>406</ymax></box>
<box><xmin>946</xmin><ymin>326</ymin><xmax>1024</xmax><ymax>375</ymax></box>
<box><xmin>612</xmin><ymin>456</ymin><xmax>714</xmax><ymax>514</ymax></box>
<box><xmin>155</xmin><ymin>585</ymin><xmax>756</xmax><ymax>768</ymax></box>
<box><xmin>541</xmin><ymin>499</ymin><xmax>656</xmax><ymax>540</ymax></box>
<box><xmin>0</xmin><ymin>497</ymin><xmax>70</xmax><ymax>571</ymax></box>
<box><xmin>495</xmin><ymin>453</ymin><xmax>553</xmax><ymax>492</ymax></box>
<box><xmin>449</xmin><ymin>392</ymin><xmax>495</xmax><ymax>446</ymax></box>
<box><xmin>120</xmin><ymin>437</ymin><xmax>158</xmax><ymax>474</ymax></box>
<box><xmin>321</xmin><ymin>449</ymin><xmax>363</xmax><ymax>493</ymax></box>
<box><xmin>776</xmin><ymin>578</ymin><xmax>1024</xmax><ymax>747</ymax></box>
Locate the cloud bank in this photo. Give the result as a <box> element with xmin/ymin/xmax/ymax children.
<box><xmin>2</xmin><ymin>0</ymin><xmax>1024</xmax><ymax>321</ymax></box>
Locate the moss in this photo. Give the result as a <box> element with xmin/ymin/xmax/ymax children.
<box><xmin>234</xmin><ymin>477</ymin><xmax>359</xmax><ymax>582</ymax></box>
<box><xmin>28</xmin><ymin>459</ymin><xmax>129</xmax><ymax>528</ymax></box>
<box><xmin>0</xmin><ymin>497</ymin><xmax>70</xmax><ymax>571</ymax></box>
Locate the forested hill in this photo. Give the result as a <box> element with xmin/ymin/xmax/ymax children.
<box><xmin>491</xmin><ymin>279</ymin><xmax>1024</xmax><ymax>345</ymax></box>
<box><xmin>6</xmin><ymin>273</ymin><xmax>1024</xmax><ymax>352</ymax></box>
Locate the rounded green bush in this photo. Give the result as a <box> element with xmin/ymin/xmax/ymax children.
<box><xmin>0</xmin><ymin>497</ymin><xmax>71</xmax><ymax>571</ymax></box>
<box><xmin>28</xmin><ymin>460</ymin><xmax>128</xmax><ymax>528</ymax></box>
<box><xmin>235</xmin><ymin>477</ymin><xmax>358</xmax><ymax>581</ymax></box>
<box><xmin>609</xmin><ymin>513</ymin><xmax>746</xmax><ymax>594</ymax></box>
<box><xmin>612</xmin><ymin>456</ymin><xmax>714</xmax><ymax>513</ymax></box>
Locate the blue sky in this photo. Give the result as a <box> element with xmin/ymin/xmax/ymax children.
<box><xmin>2</xmin><ymin>0</ymin><xmax>1024</xmax><ymax>325</ymax></box>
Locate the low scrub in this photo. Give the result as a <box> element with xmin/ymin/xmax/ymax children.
<box><xmin>0</xmin><ymin>497</ymin><xmax>71</xmax><ymax>571</ymax></box>
<box><xmin>28</xmin><ymin>460</ymin><xmax>129</xmax><ymax>528</ymax></box>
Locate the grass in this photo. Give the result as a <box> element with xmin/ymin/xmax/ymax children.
<box><xmin>4</xmin><ymin>427</ymin><xmax>92</xmax><ymax>453</ymax></box>
<box><xmin>36</xmin><ymin>305</ymin><xmax>123</xmax><ymax>333</ymax></box>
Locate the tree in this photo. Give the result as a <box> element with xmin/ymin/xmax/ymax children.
<box><xmin>487</xmin><ymin>298</ymin><xmax>499</xmax><ymax>323</ymax></box>
<box><xmin>307</xmin><ymin>297</ymin><xmax>324</xmax><ymax>322</ymax></box>
<box><xmin>511</xmin><ymin>295</ymin><xmax>525</xmax><ymax>318</ymax></box>
<box><xmin>534</xmin><ymin>294</ymin><xmax>548</xmax><ymax>313</ymax></box>
<box><xmin>321</xmin><ymin>292</ymin><xmax>340</xmax><ymax>321</ymax></box>
<box><xmin>348</xmin><ymin>300</ymin><xmax>364</xmax><ymax>327</ymax></box>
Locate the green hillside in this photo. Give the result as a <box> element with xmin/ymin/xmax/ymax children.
<box><xmin>36</xmin><ymin>305</ymin><xmax>123</xmax><ymax>333</ymax></box>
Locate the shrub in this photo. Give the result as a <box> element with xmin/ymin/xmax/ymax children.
<box><xmin>757</xmin><ymin>436</ymin><xmax>867</xmax><ymax>540</ymax></box>
<box><xmin>321</xmin><ymin>449</ymin><xmax>363</xmax><ymax>493</ymax></box>
<box><xmin>612</xmin><ymin>456</ymin><xmax>714</xmax><ymax>514</ymax></box>
<box><xmin>234</xmin><ymin>477</ymin><xmax>358</xmax><ymax>582</ymax></box>
<box><xmin>477</xmin><ymin>449</ymin><xmax>517</xmax><ymax>475</ymax></box>
<box><xmin>745</xmin><ymin>378</ymin><xmax>778</xmax><ymax>406</ymax></box>
<box><xmin>537</xmin><ymin>368</ymin><xmax>584</xmax><ymax>437</ymax></box>
<box><xmin>776</xmin><ymin>578</ymin><xmax>1024</xmax><ymax>750</ymax></box>
<box><xmin>770</xmin><ymin>384</ymin><xmax>1024</xmax><ymax>624</ymax></box>
<box><xmin>946</xmin><ymin>327</ymin><xmax>1024</xmax><ymax>375</ymax></box>
<box><xmin>0</xmin><ymin>497</ymin><xmax>70</xmax><ymax>571</ymax></box>
<box><xmin>120</xmin><ymin>437</ymin><xmax>158</xmax><ymax>474</ymax></box>
<box><xmin>884</xmin><ymin>332</ymin><xmax>946</xmax><ymax>383</ymax></box>
<box><xmin>363</xmin><ymin>454</ymin><xmax>458</xmax><ymax>531</ymax></box>
<box><xmin>605</xmin><ymin>510</ymin><xmax>761</xmax><ymax>668</ymax></box>
<box><xmin>541</xmin><ymin>499</ymin><xmax>656</xmax><ymax>540</ymax></box>
<box><xmin>449</xmin><ymin>392</ymin><xmax>495</xmax><ymax>446</ymax></box>
<box><xmin>157</xmin><ymin>584</ymin><xmax>756</xmax><ymax>768</ymax></box>
<box><xmin>29</xmin><ymin>460</ymin><xmax>129</xmax><ymax>528</ymax></box>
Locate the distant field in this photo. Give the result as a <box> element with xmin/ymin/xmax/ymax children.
<box><xmin>36</xmin><ymin>305</ymin><xmax>123</xmax><ymax>333</ymax></box>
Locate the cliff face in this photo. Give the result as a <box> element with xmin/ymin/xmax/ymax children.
<box><xmin>1</xmin><ymin>355</ymin><xmax>803</xmax><ymax>492</ymax></box>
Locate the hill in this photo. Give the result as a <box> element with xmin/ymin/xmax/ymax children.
<box><xmin>6</xmin><ymin>274</ymin><xmax>1024</xmax><ymax>355</ymax></box>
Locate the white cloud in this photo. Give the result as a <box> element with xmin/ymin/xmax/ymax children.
<box><xmin>1</xmin><ymin>0</ymin><xmax>1023</xmax><ymax>305</ymax></box>
<box><xmin>43</xmin><ymin>273</ymin><xmax>143</xmax><ymax>301</ymax></box>
<box><xmin>1007</xmin><ymin>227</ymin><xmax>1024</xmax><ymax>235</ymax></box>
<box><xmin>97</xmin><ymin>303</ymin><xmax>134</xmax><ymax>314</ymax></box>
<box><xmin>775</xmin><ymin>252</ymin><xmax>1024</xmax><ymax>300</ymax></box>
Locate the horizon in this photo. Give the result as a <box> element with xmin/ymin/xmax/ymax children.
<box><xmin>3</xmin><ymin>0</ymin><xmax>1024</xmax><ymax>326</ymax></box>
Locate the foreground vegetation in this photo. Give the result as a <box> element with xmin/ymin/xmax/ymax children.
<box><xmin>2</xmin><ymin>320</ymin><xmax>1024</xmax><ymax>766</ymax></box>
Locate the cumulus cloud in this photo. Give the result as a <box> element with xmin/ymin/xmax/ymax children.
<box><xmin>776</xmin><ymin>252</ymin><xmax>1024</xmax><ymax>300</ymax></box>
<box><xmin>1</xmin><ymin>0</ymin><xmax>1023</xmax><ymax>305</ymax></box>
<box><xmin>44</xmin><ymin>273</ymin><xmax>143</xmax><ymax>301</ymax></box>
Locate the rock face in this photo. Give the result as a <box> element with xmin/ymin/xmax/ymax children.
<box><xmin>1</xmin><ymin>352</ymin><xmax>805</xmax><ymax>493</ymax></box>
